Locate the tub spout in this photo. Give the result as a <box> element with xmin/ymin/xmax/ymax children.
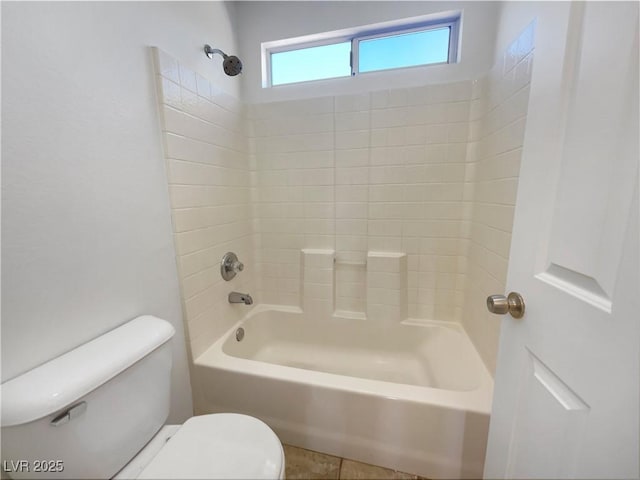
<box><xmin>229</xmin><ymin>292</ymin><xmax>253</xmax><ymax>305</ymax></box>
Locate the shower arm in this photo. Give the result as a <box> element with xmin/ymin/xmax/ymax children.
<box><xmin>204</xmin><ymin>45</ymin><xmax>227</xmax><ymax>59</ymax></box>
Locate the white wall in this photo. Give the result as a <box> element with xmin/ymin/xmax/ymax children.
<box><xmin>235</xmin><ymin>1</ymin><xmax>500</xmax><ymax>103</ymax></box>
<box><xmin>1</xmin><ymin>1</ymin><xmax>239</xmax><ymax>423</ymax></box>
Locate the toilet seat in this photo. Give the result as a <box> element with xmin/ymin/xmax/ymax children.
<box><xmin>136</xmin><ymin>414</ymin><xmax>285</xmax><ymax>479</ymax></box>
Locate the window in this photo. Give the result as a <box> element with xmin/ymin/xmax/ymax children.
<box><xmin>357</xmin><ymin>27</ymin><xmax>451</xmax><ymax>73</ymax></box>
<box><xmin>271</xmin><ymin>42</ymin><xmax>352</xmax><ymax>85</ymax></box>
<box><xmin>263</xmin><ymin>13</ymin><xmax>460</xmax><ymax>87</ymax></box>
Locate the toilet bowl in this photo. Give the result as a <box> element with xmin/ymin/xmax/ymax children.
<box><xmin>117</xmin><ymin>414</ymin><xmax>285</xmax><ymax>480</ymax></box>
<box><xmin>0</xmin><ymin>316</ymin><xmax>285</xmax><ymax>479</ymax></box>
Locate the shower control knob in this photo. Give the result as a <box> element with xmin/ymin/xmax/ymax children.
<box><xmin>221</xmin><ymin>252</ymin><xmax>244</xmax><ymax>281</ymax></box>
<box><xmin>487</xmin><ymin>292</ymin><xmax>525</xmax><ymax>319</ymax></box>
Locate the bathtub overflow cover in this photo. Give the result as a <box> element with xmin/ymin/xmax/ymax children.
<box><xmin>235</xmin><ymin>328</ymin><xmax>245</xmax><ymax>342</ymax></box>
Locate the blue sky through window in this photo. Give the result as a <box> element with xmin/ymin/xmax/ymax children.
<box><xmin>359</xmin><ymin>27</ymin><xmax>450</xmax><ymax>73</ymax></box>
<box><xmin>271</xmin><ymin>42</ymin><xmax>352</xmax><ymax>86</ymax></box>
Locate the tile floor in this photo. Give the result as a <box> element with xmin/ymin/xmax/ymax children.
<box><xmin>283</xmin><ymin>444</ymin><xmax>426</xmax><ymax>480</ymax></box>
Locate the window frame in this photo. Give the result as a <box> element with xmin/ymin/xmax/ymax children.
<box><xmin>263</xmin><ymin>12</ymin><xmax>462</xmax><ymax>88</ymax></box>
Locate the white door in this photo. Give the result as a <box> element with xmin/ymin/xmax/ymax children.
<box><xmin>484</xmin><ymin>3</ymin><xmax>639</xmax><ymax>479</ymax></box>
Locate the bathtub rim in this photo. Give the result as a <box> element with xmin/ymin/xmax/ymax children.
<box><xmin>195</xmin><ymin>304</ymin><xmax>494</xmax><ymax>415</ymax></box>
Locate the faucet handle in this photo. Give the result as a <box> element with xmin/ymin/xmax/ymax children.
<box><xmin>221</xmin><ymin>252</ymin><xmax>244</xmax><ymax>281</ymax></box>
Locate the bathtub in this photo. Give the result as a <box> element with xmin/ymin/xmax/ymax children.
<box><xmin>194</xmin><ymin>305</ymin><xmax>493</xmax><ymax>479</ymax></box>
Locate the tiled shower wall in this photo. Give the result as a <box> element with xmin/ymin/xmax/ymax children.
<box><xmin>461</xmin><ymin>23</ymin><xmax>534</xmax><ymax>372</ymax></box>
<box><xmin>153</xmin><ymin>49</ymin><xmax>256</xmax><ymax>359</ymax></box>
<box><xmin>248</xmin><ymin>82</ymin><xmax>476</xmax><ymax>321</ymax></box>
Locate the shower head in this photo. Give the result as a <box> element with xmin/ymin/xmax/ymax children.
<box><xmin>222</xmin><ymin>55</ymin><xmax>243</xmax><ymax>76</ymax></box>
<box><xmin>204</xmin><ymin>44</ymin><xmax>243</xmax><ymax>76</ymax></box>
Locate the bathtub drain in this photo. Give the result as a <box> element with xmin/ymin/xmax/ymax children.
<box><xmin>235</xmin><ymin>328</ymin><xmax>245</xmax><ymax>342</ymax></box>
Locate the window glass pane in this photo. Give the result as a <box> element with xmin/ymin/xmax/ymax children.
<box><xmin>359</xmin><ymin>27</ymin><xmax>450</xmax><ymax>73</ymax></box>
<box><xmin>271</xmin><ymin>42</ymin><xmax>352</xmax><ymax>86</ymax></box>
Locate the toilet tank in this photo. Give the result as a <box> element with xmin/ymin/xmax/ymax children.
<box><xmin>1</xmin><ymin>316</ymin><xmax>175</xmax><ymax>479</ymax></box>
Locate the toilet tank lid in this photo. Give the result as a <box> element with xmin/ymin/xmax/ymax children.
<box><xmin>1</xmin><ymin>315</ymin><xmax>175</xmax><ymax>427</ymax></box>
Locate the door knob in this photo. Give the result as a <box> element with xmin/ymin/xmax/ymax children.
<box><xmin>487</xmin><ymin>292</ymin><xmax>525</xmax><ymax>318</ymax></box>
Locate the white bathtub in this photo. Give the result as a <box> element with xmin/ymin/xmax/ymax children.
<box><xmin>194</xmin><ymin>305</ymin><xmax>493</xmax><ymax>479</ymax></box>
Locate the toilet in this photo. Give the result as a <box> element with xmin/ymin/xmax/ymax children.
<box><xmin>0</xmin><ymin>316</ymin><xmax>285</xmax><ymax>479</ymax></box>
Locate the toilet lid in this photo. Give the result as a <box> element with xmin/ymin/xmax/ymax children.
<box><xmin>137</xmin><ymin>414</ymin><xmax>284</xmax><ymax>479</ymax></box>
